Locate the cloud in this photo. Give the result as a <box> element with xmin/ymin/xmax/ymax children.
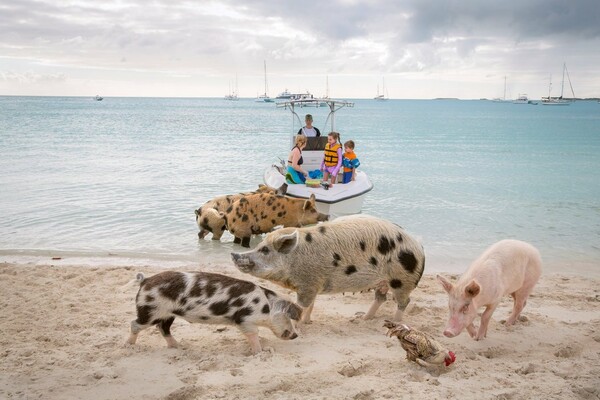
<box><xmin>0</xmin><ymin>0</ymin><xmax>598</xmax><ymax>97</ymax></box>
<box><xmin>1</xmin><ymin>71</ymin><xmax>67</xmax><ymax>84</ymax></box>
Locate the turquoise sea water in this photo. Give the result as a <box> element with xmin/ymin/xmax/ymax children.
<box><xmin>1</xmin><ymin>96</ymin><xmax>599</xmax><ymax>276</ymax></box>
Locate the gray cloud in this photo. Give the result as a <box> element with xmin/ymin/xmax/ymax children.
<box><xmin>1</xmin><ymin>0</ymin><xmax>598</xmax><ymax>97</ymax></box>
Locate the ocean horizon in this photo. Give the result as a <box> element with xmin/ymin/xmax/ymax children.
<box><xmin>1</xmin><ymin>96</ymin><xmax>599</xmax><ymax>277</ymax></box>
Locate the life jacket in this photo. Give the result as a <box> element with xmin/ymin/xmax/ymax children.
<box><xmin>323</xmin><ymin>143</ymin><xmax>341</xmax><ymax>167</ymax></box>
<box><xmin>342</xmin><ymin>151</ymin><xmax>358</xmax><ymax>172</ymax></box>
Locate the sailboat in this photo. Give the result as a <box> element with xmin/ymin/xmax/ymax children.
<box><xmin>255</xmin><ymin>61</ymin><xmax>274</xmax><ymax>103</ymax></box>
<box><xmin>374</xmin><ymin>77</ymin><xmax>389</xmax><ymax>101</ymax></box>
<box><xmin>224</xmin><ymin>75</ymin><xmax>239</xmax><ymax>101</ymax></box>
<box><xmin>541</xmin><ymin>63</ymin><xmax>575</xmax><ymax>106</ymax></box>
<box><xmin>318</xmin><ymin>75</ymin><xmax>330</xmax><ymax>107</ymax></box>
<box><xmin>492</xmin><ymin>76</ymin><xmax>508</xmax><ymax>102</ymax></box>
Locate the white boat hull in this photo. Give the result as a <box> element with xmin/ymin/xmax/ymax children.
<box><xmin>264</xmin><ymin>166</ymin><xmax>373</xmax><ymax>218</ymax></box>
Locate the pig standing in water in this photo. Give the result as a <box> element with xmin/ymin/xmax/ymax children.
<box><xmin>231</xmin><ymin>214</ymin><xmax>425</xmax><ymax>323</ymax></box>
<box><xmin>437</xmin><ymin>239</ymin><xmax>542</xmax><ymax>341</ymax></box>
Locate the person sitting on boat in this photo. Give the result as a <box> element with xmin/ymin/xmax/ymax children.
<box><xmin>342</xmin><ymin>140</ymin><xmax>360</xmax><ymax>184</ymax></box>
<box><xmin>286</xmin><ymin>134</ymin><xmax>309</xmax><ymax>184</ymax></box>
<box><xmin>297</xmin><ymin>114</ymin><xmax>321</xmax><ymax>137</ymax></box>
<box><xmin>321</xmin><ymin>132</ymin><xmax>343</xmax><ymax>187</ymax></box>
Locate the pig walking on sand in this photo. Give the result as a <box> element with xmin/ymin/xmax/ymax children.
<box><xmin>126</xmin><ymin>271</ymin><xmax>302</xmax><ymax>354</ymax></box>
<box><xmin>231</xmin><ymin>214</ymin><xmax>425</xmax><ymax>323</ymax></box>
<box><xmin>437</xmin><ymin>239</ymin><xmax>542</xmax><ymax>341</ymax></box>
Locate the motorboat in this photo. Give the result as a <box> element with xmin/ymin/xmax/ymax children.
<box><xmin>94</xmin><ymin>95</ymin><xmax>103</xmax><ymax>101</ymax></box>
<box><xmin>276</xmin><ymin>89</ymin><xmax>293</xmax><ymax>99</ymax></box>
<box><xmin>512</xmin><ymin>94</ymin><xmax>529</xmax><ymax>104</ymax></box>
<box><xmin>263</xmin><ymin>98</ymin><xmax>373</xmax><ymax>217</ymax></box>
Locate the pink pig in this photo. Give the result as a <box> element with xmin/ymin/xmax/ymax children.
<box><xmin>437</xmin><ymin>239</ymin><xmax>542</xmax><ymax>340</ymax></box>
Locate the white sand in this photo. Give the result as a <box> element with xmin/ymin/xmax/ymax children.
<box><xmin>1</xmin><ymin>261</ymin><xmax>599</xmax><ymax>400</ymax></box>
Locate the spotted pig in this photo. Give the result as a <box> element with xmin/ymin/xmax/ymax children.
<box><xmin>226</xmin><ymin>193</ymin><xmax>328</xmax><ymax>248</ymax></box>
<box><xmin>231</xmin><ymin>214</ymin><xmax>425</xmax><ymax>323</ymax></box>
<box><xmin>195</xmin><ymin>184</ymin><xmax>280</xmax><ymax>240</ymax></box>
<box><xmin>126</xmin><ymin>271</ymin><xmax>302</xmax><ymax>354</ymax></box>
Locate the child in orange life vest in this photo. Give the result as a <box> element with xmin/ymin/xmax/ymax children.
<box><xmin>342</xmin><ymin>140</ymin><xmax>360</xmax><ymax>184</ymax></box>
<box><xmin>320</xmin><ymin>132</ymin><xmax>342</xmax><ymax>186</ymax></box>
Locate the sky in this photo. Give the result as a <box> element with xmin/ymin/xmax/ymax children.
<box><xmin>1</xmin><ymin>0</ymin><xmax>599</xmax><ymax>99</ymax></box>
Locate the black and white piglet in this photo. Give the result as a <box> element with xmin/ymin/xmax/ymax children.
<box><xmin>126</xmin><ymin>271</ymin><xmax>302</xmax><ymax>354</ymax></box>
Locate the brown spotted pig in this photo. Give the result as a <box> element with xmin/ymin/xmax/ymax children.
<box><xmin>226</xmin><ymin>193</ymin><xmax>328</xmax><ymax>248</ymax></box>
<box><xmin>231</xmin><ymin>214</ymin><xmax>425</xmax><ymax>323</ymax></box>
<box><xmin>126</xmin><ymin>271</ymin><xmax>302</xmax><ymax>354</ymax></box>
<box><xmin>195</xmin><ymin>184</ymin><xmax>280</xmax><ymax>240</ymax></box>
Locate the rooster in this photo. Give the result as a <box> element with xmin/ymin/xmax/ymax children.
<box><xmin>384</xmin><ymin>320</ymin><xmax>456</xmax><ymax>368</ymax></box>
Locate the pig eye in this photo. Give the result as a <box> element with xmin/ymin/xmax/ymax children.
<box><xmin>259</xmin><ymin>247</ymin><xmax>270</xmax><ymax>255</ymax></box>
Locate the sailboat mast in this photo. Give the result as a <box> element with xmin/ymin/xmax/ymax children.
<box><xmin>560</xmin><ymin>63</ymin><xmax>566</xmax><ymax>99</ymax></box>
<box><xmin>503</xmin><ymin>76</ymin><xmax>507</xmax><ymax>101</ymax></box>
<box><xmin>264</xmin><ymin>60</ymin><xmax>268</xmax><ymax>96</ymax></box>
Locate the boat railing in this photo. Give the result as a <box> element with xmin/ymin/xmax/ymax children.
<box><xmin>277</xmin><ymin>98</ymin><xmax>354</xmax><ymax>135</ymax></box>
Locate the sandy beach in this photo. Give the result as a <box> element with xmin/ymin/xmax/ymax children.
<box><xmin>1</xmin><ymin>260</ymin><xmax>599</xmax><ymax>400</ymax></box>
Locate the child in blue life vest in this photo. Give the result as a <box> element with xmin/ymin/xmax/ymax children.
<box><xmin>342</xmin><ymin>140</ymin><xmax>360</xmax><ymax>184</ymax></box>
<box><xmin>320</xmin><ymin>132</ymin><xmax>342</xmax><ymax>187</ymax></box>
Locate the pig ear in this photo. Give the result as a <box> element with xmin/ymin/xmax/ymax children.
<box><xmin>437</xmin><ymin>275</ymin><xmax>454</xmax><ymax>293</ymax></box>
<box><xmin>305</xmin><ymin>194</ymin><xmax>316</xmax><ymax>209</ymax></box>
<box><xmin>464</xmin><ymin>280</ymin><xmax>481</xmax><ymax>298</ymax></box>
<box><xmin>286</xmin><ymin>302</ymin><xmax>303</xmax><ymax>321</ymax></box>
<box><xmin>273</xmin><ymin>231</ymin><xmax>299</xmax><ymax>254</ymax></box>
<box><xmin>195</xmin><ymin>208</ymin><xmax>201</xmax><ymax>217</ymax></box>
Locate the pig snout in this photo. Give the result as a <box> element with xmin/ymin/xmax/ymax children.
<box><xmin>442</xmin><ymin>318</ymin><xmax>465</xmax><ymax>338</ymax></box>
<box><xmin>282</xmin><ymin>330</ymin><xmax>298</xmax><ymax>340</ymax></box>
<box><xmin>443</xmin><ymin>329</ymin><xmax>457</xmax><ymax>338</ymax></box>
<box><xmin>230</xmin><ymin>253</ymin><xmax>255</xmax><ymax>272</ymax></box>
<box><xmin>318</xmin><ymin>213</ymin><xmax>329</xmax><ymax>222</ymax></box>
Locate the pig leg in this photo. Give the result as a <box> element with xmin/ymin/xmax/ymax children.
<box><xmin>239</xmin><ymin>326</ymin><xmax>262</xmax><ymax>354</ymax></box>
<box><xmin>233</xmin><ymin>236</ymin><xmax>242</xmax><ymax>244</ymax></box>
<box><xmin>127</xmin><ymin>311</ymin><xmax>159</xmax><ymax>345</ymax></box>
<box><xmin>364</xmin><ymin>287</ymin><xmax>388</xmax><ymax>319</ymax></box>
<box><xmin>126</xmin><ymin>319</ymin><xmax>148</xmax><ymax>345</ymax></box>
<box><xmin>389</xmin><ymin>287</ymin><xmax>411</xmax><ymax>322</ymax></box>
<box><xmin>475</xmin><ymin>303</ymin><xmax>499</xmax><ymax>340</ymax></box>
<box><xmin>466</xmin><ymin>323</ymin><xmax>478</xmax><ymax>338</ymax></box>
<box><xmin>156</xmin><ymin>317</ymin><xmax>179</xmax><ymax>348</ymax></box>
<box><xmin>296</xmin><ymin>290</ymin><xmax>318</xmax><ymax>323</ymax></box>
<box><xmin>506</xmin><ymin>288</ymin><xmax>531</xmax><ymax>326</ymax></box>
<box><xmin>241</xmin><ymin>236</ymin><xmax>251</xmax><ymax>248</ymax></box>
<box><xmin>198</xmin><ymin>229</ymin><xmax>208</xmax><ymax>239</ymax></box>
<box><xmin>301</xmin><ymin>302</ymin><xmax>315</xmax><ymax>324</ymax></box>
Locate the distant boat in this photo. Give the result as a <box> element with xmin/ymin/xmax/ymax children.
<box><xmin>94</xmin><ymin>95</ymin><xmax>103</xmax><ymax>101</ymax></box>
<box><xmin>541</xmin><ymin>63</ymin><xmax>575</xmax><ymax>106</ymax></box>
<box><xmin>374</xmin><ymin>77</ymin><xmax>389</xmax><ymax>101</ymax></box>
<box><xmin>255</xmin><ymin>61</ymin><xmax>274</xmax><ymax>103</ymax></box>
<box><xmin>512</xmin><ymin>94</ymin><xmax>529</xmax><ymax>104</ymax></box>
<box><xmin>224</xmin><ymin>75</ymin><xmax>239</xmax><ymax>101</ymax></box>
<box><xmin>492</xmin><ymin>76</ymin><xmax>508</xmax><ymax>102</ymax></box>
<box><xmin>276</xmin><ymin>89</ymin><xmax>293</xmax><ymax>99</ymax></box>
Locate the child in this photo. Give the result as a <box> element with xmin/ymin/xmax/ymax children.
<box><xmin>321</xmin><ymin>132</ymin><xmax>342</xmax><ymax>187</ymax></box>
<box><xmin>342</xmin><ymin>140</ymin><xmax>360</xmax><ymax>184</ymax></box>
